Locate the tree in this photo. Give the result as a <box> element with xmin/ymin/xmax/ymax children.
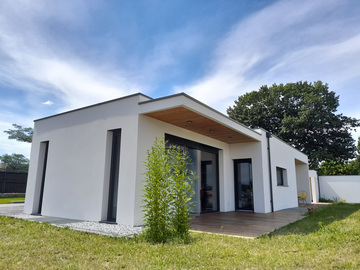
<box><xmin>0</xmin><ymin>153</ymin><xmax>29</xmax><ymax>171</ymax></box>
<box><xmin>357</xmin><ymin>136</ymin><xmax>360</xmax><ymax>161</ymax></box>
<box><xmin>227</xmin><ymin>81</ymin><xmax>360</xmax><ymax>169</ymax></box>
<box><xmin>142</xmin><ymin>137</ymin><xmax>195</xmax><ymax>243</ymax></box>
<box><xmin>319</xmin><ymin>137</ymin><xmax>360</xmax><ymax>175</ymax></box>
<box><xmin>318</xmin><ymin>160</ymin><xmax>359</xmax><ymax>175</ymax></box>
<box><xmin>4</xmin><ymin>124</ymin><xmax>33</xmax><ymax>143</ymax></box>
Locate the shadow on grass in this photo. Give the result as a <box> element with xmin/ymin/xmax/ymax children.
<box><xmin>265</xmin><ymin>203</ymin><xmax>360</xmax><ymax>237</ymax></box>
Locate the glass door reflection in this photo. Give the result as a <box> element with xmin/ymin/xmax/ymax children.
<box><xmin>234</xmin><ymin>159</ymin><xmax>253</xmax><ymax>211</ymax></box>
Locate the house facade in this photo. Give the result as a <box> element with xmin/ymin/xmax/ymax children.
<box><xmin>24</xmin><ymin>93</ymin><xmax>310</xmax><ymax>225</ymax></box>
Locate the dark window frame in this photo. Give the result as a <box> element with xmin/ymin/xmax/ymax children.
<box><xmin>107</xmin><ymin>129</ymin><xmax>122</xmax><ymax>222</ymax></box>
<box><xmin>165</xmin><ymin>134</ymin><xmax>218</xmax><ymax>154</ymax></box>
<box><xmin>276</xmin><ymin>166</ymin><xmax>287</xmax><ymax>186</ymax></box>
<box><xmin>234</xmin><ymin>159</ymin><xmax>254</xmax><ymax>211</ymax></box>
<box><xmin>37</xmin><ymin>141</ymin><xmax>49</xmax><ymax>214</ymax></box>
<box><xmin>165</xmin><ymin>133</ymin><xmax>220</xmax><ymax>213</ymax></box>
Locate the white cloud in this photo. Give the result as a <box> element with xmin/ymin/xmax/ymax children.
<box><xmin>27</xmin><ymin>57</ymin><xmax>142</xmax><ymax>110</ymax></box>
<box><xmin>1</xmin><ymin>0</ymin><xmax>359</xmax><ymax>156</ymax></box>
<box><xmin>0</xmin><ymin>0</ymin><xmax>142</xmax><ymax>112</ymax></box>
<box><xmin>140</xmin><ymin>26</ymin><xmax>205</xmax><ymax>81</ymax></box>
<box><xmin>0</xmin><ymin>0</ymin><xmax>142</xmax><ymax>156</ymax></box>
<box><xmin>176</xmin><ymin>0</ymin><xmax>360</xmax><ymax>117</ymax></box>
<box><xmin>42</xmin><ymin>100</ymin><xmax>54</xmax><ymax>106</ymax></box>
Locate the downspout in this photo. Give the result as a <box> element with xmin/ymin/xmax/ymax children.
<box><xmin>266</xmin><ymin>132</ymin><xmax>274</xmax><ymax>212</ymax></box>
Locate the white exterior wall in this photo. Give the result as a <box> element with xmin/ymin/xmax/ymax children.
<box><xmin>259</xmin><ymin>133</ymin><xmax>273</xmax><ymax>213</ymax></box>
<box><xmin>269</xmin><ymin>135</ymin><xmax>309</xmax><ymax>210</ymax></box>
<box><xmin>229</xmin><ymin>141</ymin><xmax>268</xmax><ymax>213</ymax></box>
<box><xmin>319</xmin><ymin>175</ymin><xmax>360</xmax><ymax>203</ymax></box>
<box><xmin>25</xmin><ymin>95</ymin><xmax>146</xmax><ymax>224</ymax></box>
<box><xmin>295</xmin><ymin>163</ymin><xmax>311</xmax><ymax>204</ymax></box>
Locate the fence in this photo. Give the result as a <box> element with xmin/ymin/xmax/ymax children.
<box><xmin>0</xmin><ymin>170</ymin><xmax>28</xmax><ymax>193</ymax></box>
<box><xmin>308</xmin><ymin>171</ymin><xmax>360</xmax><ymax>203</ymax></box>
<box><xmin>319</xmin><ymin>175</ymin><xmax>360</xmax><ymax>203</ymax></box>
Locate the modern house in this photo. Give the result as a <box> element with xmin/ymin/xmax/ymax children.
<box><xmin>24</xmin><ymin>93</ymin><xmax>310</xmax><ymax>225</ymax></box>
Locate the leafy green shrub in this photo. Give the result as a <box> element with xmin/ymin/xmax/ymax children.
<box><xmin>142</xmin><ymin>137</ymin><xmax>196</xmax><ymax>243</ymax></box>
<box><xmin>318</xmin><ymin>159</ymin><xmax>360</xmax><ymax>175</ymax></box>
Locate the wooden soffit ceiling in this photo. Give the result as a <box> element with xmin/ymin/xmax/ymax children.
<box><xmin>144</xmin><ymin>106</ymin><xmax>258</xmax><ymax>144</ymax></box>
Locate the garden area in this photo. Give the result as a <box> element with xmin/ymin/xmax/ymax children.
<box><xmin>0</xmin><ymin>197</ymin><xmax>25</xmax><ymax>204</ymax></box>
<box><xmin>1</xmin><ymin>203</ymin><xmax>360</xmax><ymax>269</ymax></box>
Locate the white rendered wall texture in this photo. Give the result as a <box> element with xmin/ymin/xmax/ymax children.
<box><xmin>319</xmin><ymin>175</ymin><xmax>360</xmax><ymax>203</ymax></box>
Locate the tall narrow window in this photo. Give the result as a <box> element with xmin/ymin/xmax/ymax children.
<box><xmin>107</xmin><ymin>129</ymin><xmax>121</xmax><ymax>222</ymax></box>
<box><xmin>37</xmin><ymin>141</ymin><xmax>49</xmax><ymax>214</ymax></box>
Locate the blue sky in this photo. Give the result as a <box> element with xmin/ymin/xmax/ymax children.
<box><xmin>1</xmin><ymin>0</ymin><xmax>360</xmax><ymax>158</ymax></box>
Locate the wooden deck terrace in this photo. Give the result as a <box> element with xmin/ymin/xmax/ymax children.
<box><xmin>190</xmin><ymin>203</ymin><xmax>328</xmax><ymax>238</ymax></box>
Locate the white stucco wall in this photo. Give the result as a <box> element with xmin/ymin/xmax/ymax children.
<box><xmin>229</xmin><ymin>141</ymin><xmax>267</xmax><ymax>213</ymax></box>
<box><xmin>25</xmin><ymin>95</ymin><xmax>144</xmax><ymax>224</ymax></box>
<box><xmin>319</xmin><ymin>175</ymin><xmax>360</xmax><ymax>203</ymax></box>
<box><xmin>269</xmin><ymin>135</ymin><xmax>309</xmax><ymax>210</ymax></box>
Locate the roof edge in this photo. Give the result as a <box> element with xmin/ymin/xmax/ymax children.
<box><xmin>34</xmin><ymin>92</ymin><xmax>152</xmax><ymax>122</ymax></box>
<box><xmin>264</xmin><ymin>128</ymin><xmax>308</xmax><ymax>158</ymax></box>
<box><xmin>139</xmin><ymin>92</ymin><xmax>261</xmax><ymax>136</ymax></box>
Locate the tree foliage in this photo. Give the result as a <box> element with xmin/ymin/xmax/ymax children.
<box><xmin>318</xmin><ymin>160</ymin><xmax>360</xmax><ymax>175</ymax></box>
<box><xmin>4</xmin><ymin>124</ymin><xmax>33</xmax><ymax>143</ymax></box>
<box><xmin>142</xmin><ymin>137</ymin><xmax>195</xmax><ymax>243</ymax></box>
<box><xmin>227</xmin><ymin>81</ymin><xmax>360</xmax><ymax>169</ymax></box>
<box><xmin>319</xmin><ymin>137</ymin><xmax>360</xmax><ymax>175</ymax></box>
<box><xmin>0</xmin><ymin>153</ymin><xmax>29</xmax><ymax>171</ymax></box>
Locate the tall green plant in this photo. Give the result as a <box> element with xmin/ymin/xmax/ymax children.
<box><xmin>142</xmin><ymin>137</ymin><xmax>195</xmax><ymax>243</ymax></box>
<box><xmin>168</xmin><ymin>146</ymin><xmax>195</xmax><ymax>238</ymax></box>
<box><xmin>142</xmin><ymin>138</ymin><xmax>172</xmax><ymax>243</ymax></box>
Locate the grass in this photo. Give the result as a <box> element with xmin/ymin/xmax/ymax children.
<box><xmin>0</xmin><ymin>197</ymin><xmax>25</xmax><ymax>204</ymax></box>
<box><xmin>1</xmin><ymin>203</ymin><xmax>360</xmax><ymax>269</ymax></box>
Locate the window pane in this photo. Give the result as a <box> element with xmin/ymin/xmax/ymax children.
<box><xmin>276</xmin><ymin>167</ymin><xmax>283</xmax><ymax>186</ymax></box>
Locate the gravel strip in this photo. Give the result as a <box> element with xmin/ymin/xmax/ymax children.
<box><xmin>10</xmin><ymin>214</ymin><xmax>36</xmax><ymax>220</ymax></box>
<box><xmin>58</xmin><ymin>222</ymin><xmax>143</xmax><ymax>237</ymax></box>
<box><xmin>9</xmin><ymin>213</ymin><xmax>142</xmax><ymax>238</ymax></box>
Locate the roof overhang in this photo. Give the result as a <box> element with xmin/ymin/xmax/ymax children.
<box><xmin>143</xmin><ymin>105</ymin><xmax>259</xmax><ymax>144</ymax></box>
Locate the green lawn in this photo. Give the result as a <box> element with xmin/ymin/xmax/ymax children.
<box><xmin>0</xmin><ymin>197</ymin><xmax>25</xmax><ymax>204</ymax></box>
<box><xmin>1</xmin><ymin>203</ymin><xmax>360</xmax><ymax>269</ymax></box>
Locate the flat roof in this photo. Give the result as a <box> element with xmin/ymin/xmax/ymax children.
<box><xmin>34</xmin><ymin>92</ymin><xmax>152</xmax><ymax>122</ymax></box>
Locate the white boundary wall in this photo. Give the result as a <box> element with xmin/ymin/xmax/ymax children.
<box><xmin>319</xmin><ymin>175</ymin><xmax>360</xmax><ymax>203</ymax></box>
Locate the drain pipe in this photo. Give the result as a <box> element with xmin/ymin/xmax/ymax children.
<box><xmin>266</xmin><ymin>131</ymin><xmax>274</xmax><ymax>212</ymax></box>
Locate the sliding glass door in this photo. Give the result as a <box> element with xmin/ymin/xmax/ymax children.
<box><xmin>200</xmin><ymin>152</ymin><xmax>218</xmax><ymax>213</ymax></box>
<box><xmin>166</xmin><ymin>134</ymin><xmax>219</xmax><ymax>214</ymax></box>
